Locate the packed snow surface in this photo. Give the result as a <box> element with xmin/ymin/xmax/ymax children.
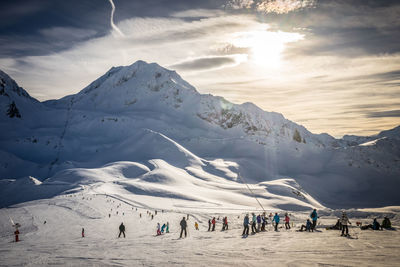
<box><xmin>1</xmin><ymin>192</ymin><xmax>399</xmax><ymax>266</ymax></box>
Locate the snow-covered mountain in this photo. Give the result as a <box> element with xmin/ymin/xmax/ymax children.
<box><xmin>0</xmin><ymin>61</ymin><xmax>399</xmax><ymax>209</ymax></box>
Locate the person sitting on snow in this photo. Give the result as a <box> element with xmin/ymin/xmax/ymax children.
<box><xmin>382</xmin><ymin>217</ymin><xmax>392</xmax><ymax>229</ymax></box>
<box><xmin>327</xmin><ymin>219</ymin><xmax>342</xmax><ymax>230</ymax></box>
<box><xmin>299</xmin><ymin>219</ymin><xmax>312</xmax><ymax>232</ymax></box>
<box><xmin>361</xmin><ymin>218</ymin><xmax>382</xmax><ymax>230</ymax></box>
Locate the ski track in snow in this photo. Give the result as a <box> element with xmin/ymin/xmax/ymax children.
<box><xmin>1</xmin><ymin>192</ymin><xmax>399</xmax><ymax>267</ymax></box>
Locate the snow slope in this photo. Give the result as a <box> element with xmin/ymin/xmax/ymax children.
<box><xmin>0</xmin><ymin>61</ymin><xmax>399</xmax><ymax>209</ymax></box>
<box><xmin>0</xmin><ymin>192</ymin><xmax>399</xmax><ymax>266</ymax></box>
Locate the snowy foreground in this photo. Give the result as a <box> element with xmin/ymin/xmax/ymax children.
<box><xmin>1</xmin><ymin>192</ymin><xmax>399</xmax><ymax>267</ymax></box>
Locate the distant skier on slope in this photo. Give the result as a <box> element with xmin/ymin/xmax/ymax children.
<box><xmin>223</xmin><ymin>216</ymin><xmax>228</xmax><ymax>231</ymax></box>
<box><xmin>157</xmin><ymin>223</ymin><xmax>161</xmax><ymax>235</ymax></box>
<box><xmin>161</xmin><ymin>223</ymin><xmax>166</xmax><ymax>233</ymax></box>
<box><xmin>273</xmin><ymin>213</ymin><xmax>280</xmax><ymax>231</ymax></box>
<box><xmin>257</xmin><ymin>214</ymin><xmax>261</xmax><ymax>232</ymax></box>
<box><xmin>211</xmin><ymin>217</ymin><xmax>216</xmax><ymax>231</ymax></box>
<box><xmin>195</xmin><ymin>222</ymin><xmax>199</xmax><ymax>230</ymax></box>
<box><xmin>284</xmin><ymin>213</ymin><xmax>291</xmax><ymax>229</ymax></box>
<box><xmin>340</xmin><ymin>212</ymin><xmax>351</xmax><ymax>236</ymax></box>
<box><xmin>242</xmin><ymin>214</ymin><xmax>250</xmax><ymax>236</ymax></box>
<box><xmin>118</xmin><ymin>223</ymin><xmax>126</xmax><ymax>238</ymax></box>
<box><xmin>310</xmin><ymin>209</ymin><xmax>318</xmax><ymax>230</ymax></box>
<box><xmin>166</xmin><ymin>222</ymin><xmax>169</xmax><ymax>233</ymax></box>
<box><xmin>82</xmin><ymin>228</ymin><xmax>85</xmax><ymax>238</ymax></box>
<box><xmin>261</xmin><ymin>214</ymin><xmax>266</xmax><ymax>231</ymax></box>
<box><xmin>251</xmin><ymin>213</ymin><xmax>257</xmax><ymax>234</ymax></box>
<box><xmin>208</xmin><ymin>219</ymin><xmax>211</xmax><ymax>231</ymax></box>
<box><xmin>180</xmin><ymin>217</ymin><xmax>187</xmax><ymax>238</ymax></box>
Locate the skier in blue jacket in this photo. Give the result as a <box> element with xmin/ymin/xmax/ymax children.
<box><xmin>310</xmin><ymin>209</ymin><xmax>318</xmax><ymax>230</ymax></box>
<box><xmin>273</xmin><ymin>213</ymin><xmax>280</xmax><ymax>231</ymax></box>
<box><xmin>242</xmin><ymin>214</ymin><xmax>250</xmax><ymax>236</ymax></box>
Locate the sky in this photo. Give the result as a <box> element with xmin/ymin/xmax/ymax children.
<box><xmin>0</xmin><ymin>0</ymin><xmax>399</xmax><ymax>137</ymax></box>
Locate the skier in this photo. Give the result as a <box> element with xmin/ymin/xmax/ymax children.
<box><xmin>195</xmin><ymin>222</ymin><xmax>199</xmax><ymax>230</ymax></box>
<box><xmin>180</xmin><ymin>217</ymin><xmax>187</xmax><ymax>238</ymax></box>
<box><xmin>251</xmin><ymin>213</ymin><xmax>257</xmax><ymax>234</ymax></box>
<box><xmin>261</xmin><ymin>214</ymin><xmax>266</xmax><ymax>231</ymax></box>
<box><xmin>257</xmin><ymin>214</ymin><xmax>261</xmax><ymax>232</ymax></box>
<box><xmin>310</xmin><ymin>209</ymin><xmax>318</xmax><ymax>230</ymax></box>
<box><xmin>14</xmin><ymin>229</ymin><xmax>20</xmax><ymax>242</ymax></box>
<box><xmin>166</xmin><ymin>222</ymin><xmax>169</xmax><ymax>233</ymax></box>
<box><xmin>161</xmin><ymin>223</ymin><xmax>166</xmax><ymax>233</ymax></box>
<box><xmin>82</xmin><ymin>228</ymin><xmax>85</xmax><ymax>238</ymax></box>
<box><xmin>273</xmin><ymin>213</ymin><xmax>280</xmax><ymax>231</ymax></box>
<box><xmin>340</xmin><ymin>212</ymin><xmax>351</xmax><ymax>236</ymax></box>
<box><xmin>242</xmin><ymin>214</ymin><xmax>250</xmax><ymax>236</ymax></box>
<box><xmin>284</xmin><ymin>213</ymin><xmax>291</xmax><ymax>229</ymax></box>
<box><xmin>118</xmin><ymin>223</ymin><xmax>126</xmax><ymax>238</ymax></box>
<box><xmin>208</xmin><ymin>219</ymin><xmax>211</xmax><ymax>231</ymax></box>
<box><xmin>157</xmin><ymin>223</ymin><xmax>161</xmax><ymax>235</ymax></box>
<box><xmin>224</xmin><ymin>216</ymin><xmax>228</xmax><ymax>230</ymax></box>
<box><xmin>299</xmin><ymin>219</ymin><xmax>312</xmax><ymax>232</ymax></box>
<box><xmin>211</xmin><ymin>217</ymin><xmax>216</xmax><ymax>231</ymax></box>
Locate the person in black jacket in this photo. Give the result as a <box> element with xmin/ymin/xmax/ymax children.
<box><xmin>180</xmin><ymin>217</ymin><xmax>187</xmax><ymax>238</ymax></box>
<box><xmin>118</xmin><ymin>223</ymin><xmax>126</xmax><ymax>238</ymax></box>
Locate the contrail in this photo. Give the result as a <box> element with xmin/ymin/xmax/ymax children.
<box><xmin>108</xmin><ymin>0</ymin><xmax>125</xmax><ymax>36</ymax></box>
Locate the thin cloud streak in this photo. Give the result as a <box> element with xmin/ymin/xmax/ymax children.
<box><xmin>108</xmin><ymin>0</ymin><xmax>125</xmax><ymax>37</ymax></box>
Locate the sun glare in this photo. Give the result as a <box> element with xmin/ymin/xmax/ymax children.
<box><xmin>231</xmin><ymin>30</ymin><xmax>303</xmax><ymax>68</ymax></box>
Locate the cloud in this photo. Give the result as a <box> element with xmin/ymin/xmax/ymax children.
<box><xmin>224</xmin><ymin>0</ymin><xmax>317</xmax><ymax>14</ymax></box>
<box><xmin>171</xmin><ymin>9</ymin><xmax>225</xmax><ymax>18</ymax></box>
<box><xmin>1</xmin><ymin>5</ymin><xmax>400</xmax><ymax>137</ymax></box>
<box><xmin>39</xmin><ymin>27</ymin><xmax>97</xmax><ymax>41</ymax></box>
<box><xmin>366</xmin><ymin>110</ymin><xmax>400</xmax><ymax>118</ymax></box>
<box><xmin>170</xmin><ymin>55</ymin><xmax>245</xmax><ymax>71</ymax></box>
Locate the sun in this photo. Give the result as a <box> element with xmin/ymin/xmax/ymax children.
<box><xmin>231</xmin><ymin>29</ymin><xmax>303</xmax><ymax>68</ymax></box>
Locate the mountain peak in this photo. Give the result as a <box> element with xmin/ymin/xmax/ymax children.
<box><xmin>54</xmin><ymin>60</ymin><xmax>199</xmax><ymax>112</ymax></box>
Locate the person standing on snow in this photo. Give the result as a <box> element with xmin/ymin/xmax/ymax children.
<box><xmin>223</xmin><ymin>216</ymin><xmax>228</xmax><ymax>230</ymax></box>
<box><xmin>261</xmin><ymin>214</ymin><xmax>266</xmax><ymax>231</ymax></box>
<box><xmin>180</xmin><ymin>217</ymin><xmax>187</xmax><ymax>238</ymax></box>
<box><xmin>243</xmin><ymin>214</ymin><xmax>250</xmax><ymax>236</ymax></box>
<box><xmin>310</xmin><ymin>209</ymin><xmax>318</xmax><ymax>230</ymax></box>
<box><xmin>82</xmin><ymin>228</ymin><xmax>85</xmax><ymax>238</ymax></box>
<box><xmin>284</xmin><ymin>213</ymin><xmax>291</xmax><ymax>229</ymax></box>
<box><xmin>195</xmin><ymin>222</ymin><xmax>199</xmax><ymax>230</ymax></box>
<box><xmin>166</xmin><ymin>222</ymin><xmax>170</xmax><ymax>233</ymax></box>
<box><xmin>250</xmin><ymin>213</ymin><xmax>257</xmax><ymax>234</ymax></box>
<box><xmin>208</xmin><ymin>219</ymin><xmax>211</xmax><ymax>231</ymax></box>
<box><xmin>118</xmin><ymin>222</ymin><xmax>126</xmax><ymax>238</ymax></box>
<box><xmin>161</xmin><ymin>223</ymin><xmax>166</xmax><ymax>233</ymax></box>
<box><xmin>257</xmin><ymin>214</ymin><xmax>261</xmax><ymax>232</ymax></box>
<box><xmin>211</xmin><ymin>217</ymin><xmax>216</xmax><ymax>231</ymax></box>
<box><xmin>273</xmin><ymin>213</ymin><xmax>280</xmax><ymax>231</ymax></box>
<box><xmin>157</xmin><ymin>223</ymin><xmax>161</xmax><ymax>235</ymax></box>
<box><xmin>14</xmin><ymin>228</ymin><xmax>20</xmax><ymax>242</ymax></box>
<box><xmin>340</xmin><ymin>212</ymin><xmax>351</xmax><ymax>236</ymax></box>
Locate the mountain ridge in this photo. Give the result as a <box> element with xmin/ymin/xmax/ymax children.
<box><xmin>0</xmin><ymin>61</ymin><xmax>399</xmax><ymax>209</ymax></box>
